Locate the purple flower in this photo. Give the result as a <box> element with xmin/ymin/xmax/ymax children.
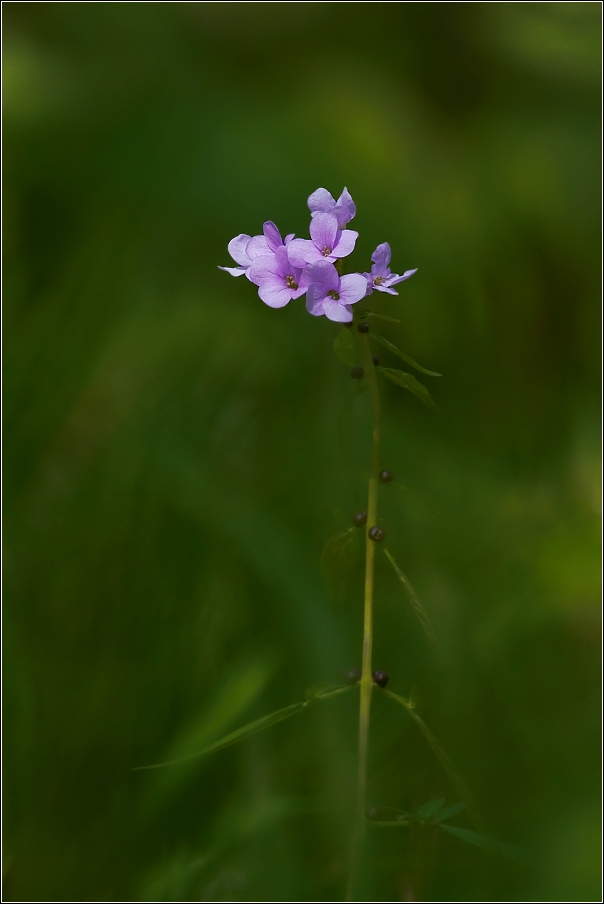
<box><xmin>305</xmin><ymin>260</ymin><xmax>368</xmax><ymax>323</ymax></box>
<box><xmin>364</xmin><ymin>242</ymin><xmax>417</xmax><ymax>295</ymax></box>
<box><xmin>308</xmin><ymin>187</ymin><xmax>356</xmax><ymax>228</ymax></box>
<box><xmin>287</xmin><ymin>213</ymin><xmax>358</xmax><ymax>268</ymax></box>
<box><xmin>249</xmin><ymin>246</ymin><xmax>310</xmax><ymax>309</ymax></box>
<box><xmin>219</xmin><ymin>221</ymin><xmax>294</xmax><ymax>279</ymax></box>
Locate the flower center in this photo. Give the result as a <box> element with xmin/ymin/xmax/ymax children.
<box><xmin>286</xmin><ymin>275</ymin><xmax>298</xmax><ymax>289</ymax></box>
<box><xmin>374</xmin><ymin>276</ymin><xmax>384</xmax><ymax>285</ymax></box>
<box><xmin>321</xmin><ymin>245</ymin><xmax>332</xmax><ymax>256</ymax></box>
<box><xmin>327</xmin><ymin>289</ymin><xmax>340</xmax><ymax>300</ymax></box>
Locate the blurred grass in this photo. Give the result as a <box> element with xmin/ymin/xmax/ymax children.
<box><xmin>3</xmin><ymin>3</ymin><xmax>601</xmax><ymax>901</ymax></box>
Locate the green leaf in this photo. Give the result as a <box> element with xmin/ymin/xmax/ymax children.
<box><xmin>133</xmin><ymin>700</ymin><xmax>309</xmax><ymax>771</ymax></box>
<box><xmin>378</xmin><ymin>367</ymin><xmax>438</xmax><ymax>410</ymax></box>
<box><xmin>435</xmin><ymin>802</ymin><xmax>466</xmax><ymax>823</ymax></box>
<box><xmin>380</xmin><ymin>688</ymin><xmax>481</xmax><ymax>828</ymax></box>
<box><xmin>383</xmin><ymin>548</ymin><xmax>437</xmax><ymax>643</ymax></box>
<box><xmin>417</xmin><ymin>798</ymin><xmax>446</xmax><ymax>820</ymax></box>
<box><xmin>370</xmin><ymin>333</ymin><xmax>441</xmax><ymax>376</ymax></box>
<box><xmin>304</xmin><ymin>681</ymin><xmax>353</xmax><ymax>702</ymax></box>
<box><xmin>440</xmin><ymin>825</ymin><xmax>524</xmax><ymax>861</ymax></box>
<box><xmin>320</xmin><ymin>528</ymin><xmax>361</xmax><ymax>605</ymax></box>
<box><xmin>363</xmin><ymin>312</ymin><xmax>401</xmax><ymax>324</ymax></box>
<box><xmin>333</xmin><ymin>328</ymin><xmax>358</xmax><ymax>366</ymax></box>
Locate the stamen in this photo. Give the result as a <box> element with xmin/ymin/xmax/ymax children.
<box><xmin>327</xmin><ymin>290</ymin><xmax>340</xmax><ymax>300</ymax></box>
<box><xmin>322</xmin><ymin>245</ymin><xmax>332</xmax><ymax>256</ymax></box>
<box><xmin>374</xmin><ymin>276</ymin><xmax>384</xmax><ymax>285</ymax></box>
<box><xmin>286</xmin><ymin>275</ymin><xmax>298</xmax><ymax>289</ymax></box>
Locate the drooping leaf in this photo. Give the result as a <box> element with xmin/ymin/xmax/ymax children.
<box><xmin>363</xmin><ymin>312</ymin><xmax>401</xmax><ymax>324</ymax></box>
<box><xmin>383</xmin><ymin>548</ymin><xmax>437</xmax><ymax>643</ymax></box>
<box><xmin>378</xmin><ymin>367</ymin><xmax>438</xmax><ymax>410</ymax></box>
<box><xmin>133</xmin><ymin>700</ymin><xmax>309</xmax><ymax>771</ymax></box>
<box><xmin>333</xmin><ymin>328</ymin><xmax>358</xmax><ymax>366</ymax></box>
<box><xmin>320</xmin><ymin>527</ymin><xmax>361</xmax><ymax>605</ymax></box>
<box><xmin>370</xmin><ymin>333</ymin><xmax>441</xmax><ymax>376</ymax></box>
<box><xmin>435</xmin><ymin>802</ymin><xmax>466</xmax><ymax>823</ymax></box>
<box><xmin>440</xmin><ymin>825</ymin><xmax>524</xmax><ymax>861</ymax></box>
<box><xmin>380</xmin><ymin>688</ymin><xmax>481</xmax><ymax>829</ymax></box>
<box><xmin>417</xmin><ymin>798</ymin><xmax>446</xmax><ymax>820</ymax></box>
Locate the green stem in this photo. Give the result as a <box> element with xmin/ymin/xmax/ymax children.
<box><xmin>347</xmin><ymin>331</ymin><xmax>381</xmax><ymax>900</ymax></box>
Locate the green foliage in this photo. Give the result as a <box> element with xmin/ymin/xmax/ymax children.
<box><xmin>377</xmin><ymin>367</ymin><xmax>439</xmax><ymax>410</ymax></box>
<box><xmin>440</xmin><ymin>825</ymin><xmax>525</xmax><ymax>862</ymax></box>
<box><xmin>369</xmin><ymin>332</ymin><xmax>441</xmax><ymax>376</ymax></box>
<box><xmin>383</xmin><ymin>547</ymin><xmax>437</xmax><ymax>642</ymax></box>
<box><xmin>333</xmin><ymin>328</ymin><xmax>358</xmax><ymax>367</ymax></box>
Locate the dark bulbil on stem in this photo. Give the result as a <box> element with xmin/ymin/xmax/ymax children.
<box><xmin>357</xmin><ymin>322</ymin><xmax>370</xmax><ymax>333</ymax></box>
<box><xmin>352</xmin><ymin>511</ymin><xmax>368</xmax><ymax>527</ymax></box>
<box><xmin>372</xmin><ymin>670</ymin><xmax>389</xmax><ymax>688</ymax></box>
<box><xmin>368</xmin><ymin>526</ymin><xmax>385</xmax><ymax>542</ymax></box>
<box><xmin>379</xmin><ymin>470</ymin><xmax>394</xmax><ymax>483</ymax></box>
<box><xmin>372</xmin><ymin>355</ymin><xmax>380</xmax><ymax>366</ymax></box>
<box><xmin>350</xmin><ymin>365</ymin><xmax>364</xmax><ymax>379</ymax></box>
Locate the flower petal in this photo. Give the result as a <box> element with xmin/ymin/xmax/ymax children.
<box><xmin>249</xmin><ymin>253</ymin><xmax>280</xmax><ymax>285</ymax></box>
<box><xmin>304</xmin><ymin>259</ymin><xmax>340</xmax><ymax>291</ymax></box>
<box><xmin>284</xmin><ymin>233</ymin><xmax>295</xmax><ymax>245</ymax></box>
<box><xmin>263</xmin><ymin>221</ymin><xmax>283</xmax><ymax>252</ymax></box>
<box><xmin>387</xmin><ymin>268</ymin><xmax>418</xmax><ymax>285</ymax></box>
<box><xmin>334</xmin><ymin>187</ymin><xmax>356</xmax><ymax>226</ymax></box>
<box><xmin>306</xmin><ymin>284</ymin><xmax>327</xmax><ymax>316</ymax></box>
<box><xmin>309</xmin><ymin>212</ymin><xmax>338</xmax><ymax>253</ymax></box>
<box><xmin>371</xmin><ymin>242</ymin><xmax>391</xmax><ymax>271</ymax></box>
<box><xmin>338</xmin><ymin>273</ymin><xmax>369</xmax><ymax>305</ymax></box>
<box><xmin>308</xmin><ymin>187</ymin><xmax>336</xmax><ymax>214</ymax></box>
<box><xmin>227</xmin><ymin>234</ymin><xmax>253</xmax><ymax>267</ymax></box>
<box><xmin>258</xmin><ymin>284</ymin><xmax>293</xmax><ymax>308</ymax></box>
<box><xmin>219</xmin><ymin>265</ymin><xmax>247</xmax><ymax>277</ymax></box>
<box><xmin>287</xmin><ymin>238</ymin><xmax>320</xmax><ymax>268</ymax></box>
<box><xmin>374</xmin><ymin>284</ymin><xmax>398</xmax><ymax>295</ymax></box>
<box><xmin>246</xmin><ymin>234</ymin><xmax>270</xmax><ymax>260</ymax></box>
<box><xmin>322</xmin><ymin>298</ymin><xmax>353</xmax><ymax>323</ymax></box>
<box><xmin>332</xmin><ymin>229</ymin><xmax>358</xmax><ymax>259</ymax></box>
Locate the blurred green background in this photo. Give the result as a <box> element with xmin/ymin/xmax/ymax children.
<box><xmin>3</xmin><ymin>3</ymin><xmax>601</xmax><ymax>901</ymax></box>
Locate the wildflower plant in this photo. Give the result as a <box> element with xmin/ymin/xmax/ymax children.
<box><xmin>136</xmin><ymin>188</ymin><xmax>522</xmax><ymax>897</ymax></box>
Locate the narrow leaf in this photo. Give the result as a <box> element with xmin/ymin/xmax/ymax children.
<box><xmin>378</xmin><ymin>367</ymin><xmax>438</xmax><ymax>411</ymax></box>
<box><xmin>435</xmin><ymin>802</ymin><xmax>466</xmax><ymax>823</ymax></box>
<box><xmin>381</xmin><ymin>688</ymin><xmax>481</xmax><ymax>829</ymax></box>
<box><xmin>370</xmin><ymin>333</ymin><xmax>441</xmax><ymax>376</ymax></box>
<box><xmin>440</xmin><ymin>825</ymin><xmax>524</xmax><ymax>862</ymax></box>
<box><xmin>133</xmin><ymin>701</ymin><xmax>309</xmax><ymax>771</ymax></box>
<box><xmin>364</xmin><ymin>312</ymin><xmax>401</xmax><ymax>324</ymax></box>
<box><xmin>304</xmin><ymin>681</ymin><xmax>353</xmax><ymax>702</ymax></box>
<box><xmin>417</xmin><ymin>798</ymin><xmax>446</xmax><ymax>820</ymax></box>
<box><xmin>320</xmin><ymin>528</ymin><xmax>361</xmax><ymax>605</ymax></box>
<box><xmin>370</xmin><ymin>819</ymin><xmax>411</xmax><ymax>827</ymax></box>
<box><xmin>383</xmin><ymin>548</ymin><xmax>437</xmax><ymax>643</ymax></box>
<box><xmin>333</xmin><ymin>328</ymin><xmax>358</xmax><ymax>366</ymax></box>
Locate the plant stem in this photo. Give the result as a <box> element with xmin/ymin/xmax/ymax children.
<box><xmin>347</xmin><ymin>331</ymin><xmax>381</xmax><ymax>900</ymax></box>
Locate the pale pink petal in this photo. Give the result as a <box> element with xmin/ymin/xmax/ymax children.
<box><xmin>387</xmin><ymin>268</ymin><xmax>418</xmax><ymax>286</ymax></box>
<box><xmin>249</xmin><ymin>254</ymin><xmax>280</xmax><ymax>285</ymax></box>
<box><xmin>246</xmin><ymin>235</ymin><xmax>271</xmax><ymax>260</ymax></box>
<box><xmin>219</xmin><ymin>265</ymin><xmax>247</xmax><ymax>277</ymax></box>
<box><xmin>287</xmin><ymin>239</ymin><xmax>321</xmax><ymax>268</ymax></box>
<box><xmin>308</xmin><ymin>187</ymin><xmax>336</xmax><ymax>214</ymax></box>
<box><xmin>309</xmin><ymin>212</ymin><xmax>338</xmax><ymax>253</ymax></box>
<box><xmin>227</xmin><ymin>234</ymin><xmax>253</xmax><ymax>267</ymax></box>
<box><xmin>331</xmin><ymin>229</ymin><xmax>358</xmax><ymax>259</ymax></box>
<box><xmin>305</xmin><ymin>259</ymin><xmax>339</xmax><ymax>291</ymax></box>
<box><xmin>306</xmin><ymin>284</ymin><xmax>327</xmax><ymax>316</ymax></box>
<box><xmin>263</xmin><ymin>221</ymin><xmax>283</xmax><ymax>252</ymax></box>
<box><xmin>338</xmin><ymin>273</ymin><xmax>369</xmax><ymax>305</ymax></box>
<box><xmin>322</xmin><ymin>298</ymin><xmax>353</xmax><ymax>322</ymax></box>
<box><xmin>258</xmin><ymin>284</ymin><xmax>293</xmax><ymax>308</ymax></box>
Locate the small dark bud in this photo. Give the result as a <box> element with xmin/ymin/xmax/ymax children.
<box><xmin>350</xmin><ymin>366</ymin><xmax>364</xmax><ymax>379</ymax></box>
<box><xmin>379</xmin><ymin>470</ymin><xmax>394</xmax><ymax>483</ymax></box>
<box><xmin>345</xmin><ymin>667</ymin><xmax>362</xmax><ymax>684</ymax></box>
<box><xmin>368</xmin><ymin>526</ymin><xmax>384</xmax><ymax>542</ymax></box>
<box><xmin>344</xmin><ymin>321</ymin><xmax>354</xmax><ymax>329</ymax></box>
<box><xmin>372</xmin><ymin>670</ymin><xmax>389</xmax><ymax>688</ymax></box>
<box><xmin>372</xmin><ymin>355</ymin><xmax>380</xmax><ymax>366</ymax></box>
<box><xmin>357</xmin><ymin>322</ymin><xmax>370</xmax><ymax>333</ymax></box>
<box><xmin>352</xmin><ymin>511</ymin><xmax>368</xmax><ymax>528</ymax></box>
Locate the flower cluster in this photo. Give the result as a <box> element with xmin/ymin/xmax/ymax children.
<box><xmin>220</xmin><ymin>188</ymin><xmax>416</xmax><ymax>323</ymax></box>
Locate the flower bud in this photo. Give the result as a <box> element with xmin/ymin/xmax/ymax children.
<box><xmin>352</xmin><ymin>511</ymin><xmax>367</xmax><ymax>527</ymax></box>
<box><xmin>357</xmin><ymin>322</ymin><xmax>370</xmax><ymax>333</ymax></box>
<box><xmin>350</xmin><ymin>366</ymin><xmax>364</xmax><ymax>379</ymax></box>
<box><xmin>368</xmin><ymin>526</ymin><xmax>384</xmax><ymax>542</ymax></box>
<box><xmin>372</xmin><ymin>355</ymin><xmax>380</xmax><ymax>366</ymax></box>
<box><xmin>372</xmin><ymin>670</ymin><xmax>389</xmax><ymax>688</ymax></box>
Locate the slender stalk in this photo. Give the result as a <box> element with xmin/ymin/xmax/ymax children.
<box><xmin>347</xmin><ymin>330</ymin><xmax>381</xmax><ymax>900</ymax></box>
